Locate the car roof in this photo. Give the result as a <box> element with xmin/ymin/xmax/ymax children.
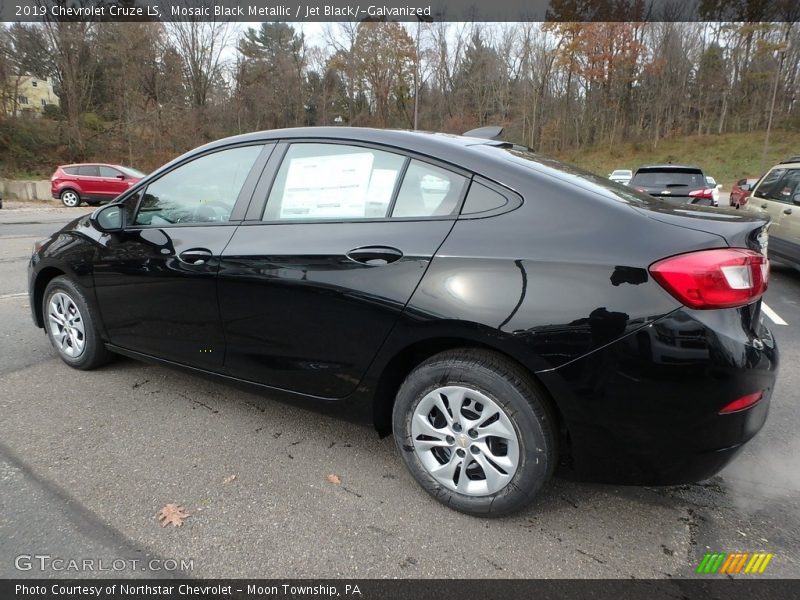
<box><xmin>773</xmin><ymin>161</ymin><xmax>800</xmax><ymax>169</ymax></box>
<box><xmin>635</xmin><ymin>165</ymin><xmax>703</xmax><ymax>171</ymax></box>
<box><xmin>61</xmin><ymin>162</ymin><xmax>121</xmax><ymax>168</ymax></box>
<box><xmin>199</xmin><ymin>126</ymin><xmax>503</xmax><ymax>151</ymax></box>
<box><xmin>158</xmin><ymin>127</ymin><xmax>529</xmax><ymax>186</ymax></box>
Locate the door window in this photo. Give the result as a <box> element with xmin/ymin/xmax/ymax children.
<box><xmin>98</xmin><ymin>166</ymin><xmax>122</xmax><ymax>178</ymax></box>
<box><xmin>134</xmin><ymin>145</ymin><xmax>263</xmax><ymax>226</ymax></box>
<box><xmin>263</xmin><ymin>143</ymin><xmax>405</xmax><ymax>221</ymax></box>
<box><xmin>754</xmin><ymin>168</ymin><xmax>786</xmax><ymax>199</ymax></box>
<box><xmin>77</xmin><ymin>165</ymin><xmax>100</xmax><ymax>177</ymax></box>
<box><xmin>391</xmin><ymin>160</ymin><xmax>467</xmax><ymax>218</ymax></box>
<box><xmin>766</xmin><ymin>169</ymin><xmax>800</xmax><ymax>204</ymax></box>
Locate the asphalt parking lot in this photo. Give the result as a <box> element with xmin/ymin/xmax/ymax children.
<box><xmin>0</xmin><ymin>203</ymin><xmax>798</xmax><ymax>579</ymax></box>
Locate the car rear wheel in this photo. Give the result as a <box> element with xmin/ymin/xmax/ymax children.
<box><xmin>392</xmin><ymin>349</ymin><xmax>556</xmax><ymax>517</ymax></box>
<box><xmin>43</xmin><ymin>276</ymin><xmax>114</xmax><ymax>370</ymax></box>
<box><xmin>60</xmin><ymin>190</ymin><xmax>81</xmax><ymax>207</ymax></box>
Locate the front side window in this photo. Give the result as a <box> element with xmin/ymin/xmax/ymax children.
<box><xmin>765</xmin><ymin>169</ymin><xmax>800</xmax><ymax>204</ymax></box>
<box><xmin>134</xmin><ymin>145</ymin><xmax>263</xmax><ymax>226</ymax></box>
<box><xmin>391</xmin><ymin>160</ymin><xmax>467</xmax><ymax>218</ymax></box>
<box><xmin>99</xmin><ymin>166</ymin><xmax>121</xmax><ymax>178</ymax></box>
<box><xmin>263</xmin><ymin>143</ymin><xmax>405</xmax><ymax>221</ymax></box>
<box><xmin>754</xmin><ymin>168</ymin><xmax>786</xmax><ymax>199</ymax></box>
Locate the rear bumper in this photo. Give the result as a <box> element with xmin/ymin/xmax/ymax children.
<box><xmin>539</xmin><ymin>306</ymin><xmax>778</xmax><ymax>485</ymax></box>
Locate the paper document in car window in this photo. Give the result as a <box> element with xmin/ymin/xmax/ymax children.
<box><xmin>281</xmin><ymin>152</ymin><xmax>374</xmax><ymax>218</ymax></box>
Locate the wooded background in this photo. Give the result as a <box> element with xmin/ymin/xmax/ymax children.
<box><xmin>1</xmin><ymin>15</ymin><xmax>798</xmax><ymax>177</ymax></box>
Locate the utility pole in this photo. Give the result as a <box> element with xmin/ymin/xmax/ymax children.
<box><xmin>413</xmin><ymin>15</ymin><xmax>434</xmax><ymax>130</ymax></box>
<box><xmin>761</xmin><ymin>43</ymin><xmax>790</xmax><ymax>174</ymax></box>
<box><xmin>414</xmin><ymin>20</ymin><xmax>420</xmax><ymax>130</ymax></box>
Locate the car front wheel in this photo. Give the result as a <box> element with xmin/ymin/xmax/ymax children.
<box><xmin>393</xmin><ymin>349</ymin><xmax>556</xmax><ymax>517</ymax></box>
<box><xmin>60</xmin><ymin>190</ymin><xmax>81</xmax><ymax>207</ymax></box>
<box><xmin>43</xmin><ymin>276</ymin><xmax>114</xmax><ymax>370</ymax></box>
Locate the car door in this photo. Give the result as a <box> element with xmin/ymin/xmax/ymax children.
<box><xmin>760</xmin><ymin>167</ymin><xmax>800</xmax><ymax>263</ymax></box>
<box><xmin>750</xmin><ymin>167</ymin><xmax>789</xmax><ymax>248</ymax></box>
<box><xmin>98</xmin><ymin>165</ymin><xmax>130</xmax><ymax>199</ymax></box>
<box><xmin>77</xmin><ymin>165</ymin><xmax>102</xmax><ymax>199</ymax></box>
<box><xmin>218</xmin><ymin>141</ymin><xmax>469</xmax><ymax>398</ymax></box>
<box><xmin>92</xmin><ymin>143</ymin><xmax>272</xmax><ymax>370</ymax></box>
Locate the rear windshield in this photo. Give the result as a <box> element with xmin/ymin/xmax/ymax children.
<box><xmin>631</xmin><ymin>168</ymin><xmax>705</xmax><ymax>188</ymax></box>
<box><xmin>491</xmin><ymin>146</ymin><xmax>652</xmax><ymax>206</ymax></box>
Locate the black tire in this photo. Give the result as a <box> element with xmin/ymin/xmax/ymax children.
<box><xmin>392</xmin><ymin>349</ymin><xmax>557</xmax><ymax>517</ymax></box>
<box><xmin>43</xmin><ymin>276</ymin><xmax>114</xmax><ymax>370</ymax></box>
<box><xmin>60</xmin><ymin>189</ymin><xmax>81</xmax><ymax>207</ymax></box>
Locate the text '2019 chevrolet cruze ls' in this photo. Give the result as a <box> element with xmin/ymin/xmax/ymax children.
<box><xmin>29</xmin><ymin>127</ymin><xmax>778</xmax><ymax>516</ymax></box>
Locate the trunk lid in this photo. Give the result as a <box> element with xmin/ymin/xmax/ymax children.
<box><xmin>631</xmin><ymin>201</ymin><xmax>770</xmax><ymax>254</ymax></box>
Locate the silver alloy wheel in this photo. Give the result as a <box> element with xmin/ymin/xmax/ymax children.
<box><xmin>61</xmin><ymin>191</ymin><xmax>79</xmax><ymax>207</ymax></box>
<box><xmin>48</xmin><ymin>292</ymin><xmax>86</xmax><ymax>358</ymax></box>
<box><xmin>411</xmin><ymin>385</ymin><xmax>520</xmax><ymax>496</ymax></box>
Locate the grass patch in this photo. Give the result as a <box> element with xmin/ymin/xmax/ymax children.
<box><xmin>554</xmin><ymin>130</ymin><xmax>800</xmax><ymax>189</ymax></box>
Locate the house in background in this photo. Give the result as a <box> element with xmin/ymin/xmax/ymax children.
<box><xmin>4</xmin><ymin>75</ymin><xmax>60</xmax><ymax>117</ymax></box>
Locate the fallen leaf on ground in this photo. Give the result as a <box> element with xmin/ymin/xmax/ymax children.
<box><xmin>326</xmin><ymin>473</ymin><xmax>341</xmax><ymax>485</ymax></box>
<box><xmin>157</xmin><ymin>503</ymin><xmax>190</xmax><ymax>527</ymax></box>
<box><xmin>223</xmin><ymin>474</ymin><xmax>237</xmax><ymax>484</ymax></box>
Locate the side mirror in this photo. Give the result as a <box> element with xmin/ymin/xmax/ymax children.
<box><xmin>91</xmin><ymin>204</ymin><xmax>124</xmax><ymax>232</ymax></box>
<box><xmin>716</xmin><ymin>184</ymin><xmax>722</xmax><ymax>190</ymax></box>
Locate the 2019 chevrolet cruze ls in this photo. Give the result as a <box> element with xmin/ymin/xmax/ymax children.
<box><xmin>29</xmin><ymin>127</ymin><xmax>778</xmax><ymax>516</ymax></box>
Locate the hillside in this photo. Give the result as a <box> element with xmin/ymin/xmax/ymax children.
<box><xmin>554</xmin><ymin>130</ymin><xmax>800</xmax><ymax>189</ymax></box>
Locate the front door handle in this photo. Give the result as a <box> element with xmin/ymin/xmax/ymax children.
<box><xmin>178</xmin><ymin>248</ymin><xmax>213</xmax><ymax>265</ymax></box>
<box><xmin>346</xmin><ymin>246</ymin><xmax>403</xmax><ymax>266</ymax></box>
<box><xmin>784</xmin><ymin>208</ymin><xmax>792</xmax><ymax>215</ymax></box>
<box><xmin>761</xmin><ymin>203</ymin><xmax>768</xmax><ymax>209</ymax></box>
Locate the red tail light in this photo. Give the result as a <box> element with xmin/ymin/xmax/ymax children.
<box><xmin>720</xmin><ymin>391</ymin><xmax>763</xmax><ymax>414</ymax></box>
<box><xmin>689</xmin><ymin>188</ymin><xmax>713</xmax><ymax>199</ymax></box>
<box><xmin>649</xmin><ymin>249</ymin><xmax>768</xmax><ymax>309</ymax></box>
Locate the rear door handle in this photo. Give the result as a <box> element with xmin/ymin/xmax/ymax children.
<box><xmin>346</xmin><ymin>246</ymin><xmax>403</xmax><ymax>266</ymax></box>
<box><xmin>178</xmin><ymin>248</ymin><xmax>213</xmax><ymax>265</ymax></box>
<box><xmin>784</xmin><ymin>208</ymin><xmax>792</xmax><ymax>215</ymax></box>
<box><xmin>761</xmin><ymin>203</ymin><xmax>768</xmax><ymax>209</ymax></box>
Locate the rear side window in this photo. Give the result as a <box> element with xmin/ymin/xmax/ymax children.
<box><xmin>264</xmin><ymin>143</ymin><xmax>405</xmax><ymax>221</ymax></box>
<box><xmin>631</xmin><ymin>168</ymin><xmax>705</xmax><ymax>188</ymax></box>
<box><xmin>77</xmin><ymin>165</ymin><xmax>100</xmax><ymax>177</ymax></box>
<box><xmin>63</xmin><ymin>167</ymin><xmax>79</xmax><ymax>175</ymax></box>
<box><xmin>461</xmin><ymin>181</ymin><xmax>508</xmax><ymax>215</ymax></box>
<box><xmin>392</xmin><ymin>160</ymin><xmax>467</xmax><ymax>218</ymax></box>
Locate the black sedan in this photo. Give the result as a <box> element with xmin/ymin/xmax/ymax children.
<box><xmin>29</xmin><ymin>127</ymin><xmax>778</xmax><ymax>516</ymax></box>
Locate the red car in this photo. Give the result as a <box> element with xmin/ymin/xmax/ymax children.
<box><xmin>729</xmin><ymin>177</ymin><xmax>759</xmax><ymax>208</ymax></box>
<box><xmin>51</xmin><ymin>163</ymin><xmax>145</xmax><ymax>207</ymax></box>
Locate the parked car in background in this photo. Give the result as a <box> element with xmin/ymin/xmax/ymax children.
<box><xmin>630</xmin><ymin>165</ymin><xmax>718</xmax><ymax>206</ymax></box>
<box><xmin>705</xmin><ymin>176</ymin><xmax>722</xmax><ymax>206</ymax></box>
<box><xmin>29</xmin><ymin>127</ymin><xmax>776</xmax><ymax>516</ymax></box>
<box><xmin>747</xmin><ymin>158</ymin><xmax>800</xmax><ymax>269</ymax></box>
<box><xmin>730</xmin><ymin>177</ymin><xmax>760</xmax><ymax>208</ymax></box>
<box><xmin>608</xmin><ymin>169</ymin><xmax>632</xmax><ymax>185</ymax></box>
<box><xmin>51</xmin><ymin>163</ymin><xmax>145</xmax><ymax>207</ymax></box>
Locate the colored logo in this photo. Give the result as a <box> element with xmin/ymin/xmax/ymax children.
<box><xmin>697</xmin><ymin>552</ymin><xmax>773</xmax><ymax>575</ymax></box>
